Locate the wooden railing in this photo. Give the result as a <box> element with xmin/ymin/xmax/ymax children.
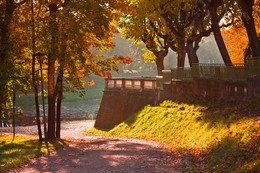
<box><xmin>105</xmin><ymin>77</ymin><xmax>157</xmax><ymax>91</ymax></box>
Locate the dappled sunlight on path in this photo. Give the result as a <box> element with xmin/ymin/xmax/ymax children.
<box><xmin>1</xmin><ymin>121</ymin><xmax>181</xmax><ymax>172</ymax></box>
<box><xmin>10</xmin><ymin>137</ymin><xmax>179</xmax><ymax>173</ymax></box>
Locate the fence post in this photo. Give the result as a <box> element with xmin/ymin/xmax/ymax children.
<box><xmin>114</xmin><ymin>79</ymin><xmax>116</xmax><ymax>88</ymax></box>
<box><xmin>152</xmin><ymin>80</ymin><xmax>156</xmax><ymax>89</ymax></box>
<box><xmin>140</xmin><ymin>78</ymin><xmax>144</xmax><ymax>92</ymax></box>
<box><xmin>192</xmin><ymin>64</ymin><xmax>199</xmax><ymax>78</ymax></box>
<box><xmin>122</xmin><ymin>78</ymin><xmax>125</xmax><ymax>90</ymax></box>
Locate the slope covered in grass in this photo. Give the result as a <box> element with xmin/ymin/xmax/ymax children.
<box><xmin>87</xmin><ymin>98</ymin><xmax>260</xmax><ymax>172</ymax></box>
<box><xmin>0</xmin><ymin>136</ymin><xmax>65</xmax><ymax>172</ymax></box>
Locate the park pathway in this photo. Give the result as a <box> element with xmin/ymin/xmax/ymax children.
<box><xmin>0</xmin><ymin>121</ymin><xmax>182</xmax><ymax>173</ymax></box>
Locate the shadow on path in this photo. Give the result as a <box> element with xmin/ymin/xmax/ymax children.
<box><xmin>9</xmin><ymin>137</ymin><xmax>181</xmax><ymax>173</ymax></box>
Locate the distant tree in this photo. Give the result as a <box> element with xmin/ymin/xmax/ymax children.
<box><xmin>119</xmin><ymin>4</ymin><xmax>170</xmax><ymax>75</ymax></box>
<box><xmin>121</xmin><ymin>0</ymin><xmax>235</xmax><ymax>69</ymax></box>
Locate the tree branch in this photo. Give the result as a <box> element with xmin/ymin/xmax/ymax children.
<box><xmin>15</xmin><ymin>0</ymin><xmax>28</xmax><ymax>8</ymax></box>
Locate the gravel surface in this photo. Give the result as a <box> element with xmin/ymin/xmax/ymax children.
<box><xmin>0</xmin><ymin>120</ymin><xmax>95</xmax><ymax>140</ymax></box>
<box><xmin>1</xmin><ymin>121</ymin><xmax>182</xmax><ymax>173</ymax></box>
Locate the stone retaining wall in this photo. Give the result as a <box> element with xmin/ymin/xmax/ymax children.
<box><xmin>95</xmin><ymin>75</ymin><xmax>260</xmax><ymax>129</ymax></box>
<box><xmin>94</xmin><ymin>89</ymin><xmax>157</xmax><ymax>129</ymax></box>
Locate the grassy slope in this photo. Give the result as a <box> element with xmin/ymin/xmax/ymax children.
<box><xmin>0</xmin><ymin>136</ymin><xmax>65</xmax><ymax>172</ymax></box>
<box><xmin>87</xmin><ymin>98</ymin><xmax>260</xmax><ymax>172</ymax></box>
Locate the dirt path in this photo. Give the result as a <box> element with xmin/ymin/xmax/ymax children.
<box><xmin>1</xmin><ymin>121</ymin><xmax>182</xmax><ymax>173</ymax></box>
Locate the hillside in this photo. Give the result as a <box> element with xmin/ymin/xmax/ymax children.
<box><xmin>86</xmin><ymin>98</ymin><xmax>260</xmax><ymax>172</ymax></box>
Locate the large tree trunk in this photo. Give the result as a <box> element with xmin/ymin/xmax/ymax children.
<box><xmin>31</xmin><ymin>0</ymin><xmax>42</xmax><ymax>141</ymax></box>
<box><xmin>186</xmin><ymin>40</ymin><xmax>199</xmax><ymax>67</ymax></box>
<box><xmin>47</xmin><ymin>3</ymin><xmax>58</xmax><ymax>140</ymax></box>
<box><xmin>186</xmin><ymin>12</ymin><xmax>204</xmax><ymax>67</ymax></box>
<box><xmin>48</xmin><ymin>56</ymin><xmax>56</xmax><ymax>139</ymax></box>
<box><xmin>0</xmin><ymin>1</ymin><xmax>16</xmax><ymax>123</ymax></box>
<box><xmin>239</xmin><ymin>0</ymin><xmax>260</xmax><ymax>57</ymax></box>
<box><xmin>155</xmin><ymin>49</ymin><xmax>168</xmax><ymax>76</ymax></box>
<box><xmin>176</xmin><ymin>36</ymin><xmax>186</xmax><ymax>68</ymax></box>
<box><xmin>0</xmin><ymin>1</ymin><xmax>15</xmax><ymax>60</ymax></box>
<box><xmin>209</xmin><ymin>2</ymin><xmax>232</xmax><ymax>65</ymax></box>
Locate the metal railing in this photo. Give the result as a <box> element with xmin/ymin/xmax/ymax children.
<box><xmin>192</xmin><ymin>63</ymin><xmax>247</xmax><ymax>80</ymax></box>
<box><xmin>162</xmin><ymin>58</ymin><xmax>260</xmax><ymax>82</ymax></box>
<box><xmin>104</xmin><ymin>58</ymin><xmax>260</xmax><ymax>90</ymax></box>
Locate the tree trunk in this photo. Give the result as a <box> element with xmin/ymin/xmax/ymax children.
<box><xmin>0</xmin><ymin>1</ymin><xmax>16</xmax><ymax>116</ymax></box>
<box><xmin>186</xmin><ymin>41</ymin><xmax>199</xmax><ymax>67</ymax></box>
<box><xmin>56</xmin><ymin>67</ymin><xmax>64</xmax><ymax>138</ymax></box>
<box><xmin>55</xmin><ymin>0</ymin><xmax>70</xmax><ymax>138</ymax></box>
<box><xmin>47</xmin><ymin>56</ymin><xmax>56</xmax><ymax>139</ymax></box>
<box><xmin>176</xmin><ymin>36</ymin><xmax>186</xmax><ymax>68</ymax></box>
<box><xmin>155</xmin><ymin>49</ymin><xmax>168</xmax><ymax>76</ymax></box>
<box><xmin>33</xmin><ymin>56</ymin><xmax>42</xmax><ymax>141</ymax></box>
<box><xmin>239</xmin><ymin>0</ymin><xmax>260</xmax><ymax>57</ymax></box>
<box><xmin>47</xmin><ymin>3</ymin><xmax>58</xmax><ymax>140</ymax></box>
<box><xmin>209</xmin><ymin>4</ymin><xmax>232</xmax><ymax>65</ymax></box>
<box><xmin>12</xmin><ymin>88</ymin><xmax>16</xmax><ymax>139</ymax></box>
<box><xmin>0</xmin><ymin>113</ymin><xmax>2</xmax><ymax>127</ymax></box>
<box><xmin>31</xmin><ymin>0</ymin><xmax>42</xmax><ymax>141</ymax></box>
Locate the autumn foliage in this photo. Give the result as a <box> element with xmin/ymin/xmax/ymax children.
<box><xmin>223</xmin><ymin>0</ymin><xmax>260</xmax><ymax>63</ymax></box>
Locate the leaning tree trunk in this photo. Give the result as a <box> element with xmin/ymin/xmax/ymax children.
<box><xmin>47</xmin><ymin>2</ymin><xmax>58</xmax><ymax>140</ymax></box>
<box><xmin>239</xmin><ymin>0</ymin><xmax>260</xmax><ymax>57</ymax></box>
<box><xmin>209</xmin><ymin>6</ymin><xmax>232</xmax><ymax>65</ymax></box>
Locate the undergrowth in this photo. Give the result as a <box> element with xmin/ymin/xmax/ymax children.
<box><xmin>86</xmin><ymin>97</ymin><xmax>260</xmax><ymax>172</ymax></box>
<box><xmin>0</xmin><ymin>136</ymin><xmax>65</xmax><ymax>172</ymax></box>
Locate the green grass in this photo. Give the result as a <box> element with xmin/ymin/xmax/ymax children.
<box><xmin>86</xmin><ymin>98</ymin><xmax>260</xmax><ymax>172</ymax></box>
<box><xmin>0</xmin><ymin>136</ymin><xmax>66</xmax><ymax>172</ymax></box>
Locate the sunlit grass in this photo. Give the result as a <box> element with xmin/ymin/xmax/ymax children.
<box><xmin>0</xmin><ymin>136</ymin><xmax>65</xmax><ymax>172</ymax></box>
<box><xmin>86</xmin><ymin>98</ymin><xmax>260</xmax><ymax>172</ymax></box>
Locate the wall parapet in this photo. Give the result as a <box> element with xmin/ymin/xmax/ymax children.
<box><xmin>105</xmin><ymin>77</ymin><xmax>158</xmax><ymax>92</ymax></box>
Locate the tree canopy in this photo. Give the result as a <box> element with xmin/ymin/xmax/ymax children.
<box><xmin>1</xmin><ymin>0</ymin><xmax>259</xmax><ymax>138</ymax></box>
